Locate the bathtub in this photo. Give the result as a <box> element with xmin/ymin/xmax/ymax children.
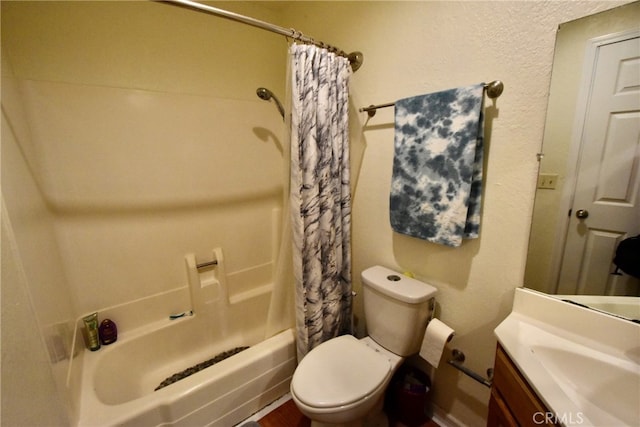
<box><xmin>75</xmin><ymin>313</ymin><xmax>296</xmax><ymax>427</ymax></box>
<box><xmin>558</xmin><ymin>295</ymin><xmax>640</xmax><ymax>321</ymax></box>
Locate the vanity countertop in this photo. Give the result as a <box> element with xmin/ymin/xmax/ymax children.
<box><xmin>494</xmin><ymin>288</ymin><xmax>640</xmax><ymax>427</ymax></box>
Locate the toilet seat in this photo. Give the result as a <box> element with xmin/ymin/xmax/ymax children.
<box><xmin>291</xmin><ymin>335</ymin><xmax>392</xmax><ymax>409</ymax></box>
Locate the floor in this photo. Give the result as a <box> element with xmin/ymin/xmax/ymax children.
<box><xmin>255</xmin><ymin>397</ymin><xmax>441</xmax><ymax>427</ymax></box>
<box><xmin>257</xmin><ymin>399</ymin><xmax>308</xmax><ymax>427</ymax></box>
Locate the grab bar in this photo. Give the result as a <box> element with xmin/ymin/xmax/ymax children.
<box><xmin>196</xmin><ymin>259</ymin><xmax>218</xmax><ymax>269</ymax></box>
<box><xmin>448</xmin><ymin>349</ymin><xmax>493</xmax><ymax>388</ymax></box>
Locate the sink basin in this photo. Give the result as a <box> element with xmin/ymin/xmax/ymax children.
<box><xmin>530</xmin><ymin>342</ymin><xmax>639</xmax><ymax>426</ymax></box>
<box><xmin>496</xmin><ymin>289</ymin><xmax>640</xmax><ymax>427</ymax></box>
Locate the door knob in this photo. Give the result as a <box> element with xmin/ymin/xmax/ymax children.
<box><xmin>575</xmin><ymin>209</ymin><xmax>589</xmax><ymax>219</ymax></box>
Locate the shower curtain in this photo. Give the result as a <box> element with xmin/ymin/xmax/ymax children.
<box><xmin>289</xmin><ymin>43</ymin><xmax>353</xmax><ymax>359</ymax></box>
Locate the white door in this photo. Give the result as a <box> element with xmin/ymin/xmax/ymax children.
<box><xmin>556</xmin><ymin>34</ymin><xmax>640</xmax><ymax>296</ymax></box>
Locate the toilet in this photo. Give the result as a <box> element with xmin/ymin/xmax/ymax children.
<box><xmin>290</xmin><ymin>265</ymin><xmax>437</xmax><ymax>427</ymax></box>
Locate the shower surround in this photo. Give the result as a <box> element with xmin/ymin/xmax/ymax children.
<box><xmin>16</xmin><ymin>79</ymin><xmax>286</xmax><ymax>315</ymax></box>
<box><xmin>8</xmin><ymin>77</ymin><xmax>289</xmax><ymax>423</ymax></box>
<box><xmin>2</xmin><ymin>1</ymin><xmax>288</xmax><ymax>423</ymax></box>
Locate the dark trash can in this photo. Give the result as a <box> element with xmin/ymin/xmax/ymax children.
<box><xmin>388</xmin><ymin>366</ymin><xmax>431</xmax><ymax>426</ymax></box>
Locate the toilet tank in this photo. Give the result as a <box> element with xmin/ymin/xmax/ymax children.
<box><xmin>361</xmin><ymin>266</ymin><xmax>437</xmax><ymax>356</ymax></box>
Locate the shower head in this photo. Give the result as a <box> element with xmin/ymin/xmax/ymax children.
<box><xmin>256</xmin><ymin>87</ymin><xmax>273</xmax><ymax>101</ymax></box>
<box><xmin>256</xmin><ymin>87</ymin><xmax>285</xmax><ymax>120</ymax></box>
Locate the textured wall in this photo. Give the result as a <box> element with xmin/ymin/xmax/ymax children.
<box><xmin>282</xmin><ymin>1</ymin><xmax>631</xmax><ymax>424</ymax></box>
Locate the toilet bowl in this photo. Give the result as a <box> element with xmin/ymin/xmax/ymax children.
<box><xmin>290</xmin><ymin>335</ymin><xmax>402</xmax><ymax>427</ymax></box>
<box><xmin>290</xmin><ymin>266</ymin><xmax>438</xmax><ymax>427</ymax></box>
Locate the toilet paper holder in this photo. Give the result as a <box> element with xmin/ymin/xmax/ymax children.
<box><xmin>448</xmin><ymin>349</ymin><xmax>493</xmax><ymax>388</ymax></box>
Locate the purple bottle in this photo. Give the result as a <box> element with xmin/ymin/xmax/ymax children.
<box><xmin>99</xmin><ymin>319</ymin><xmax>118</xmax><ymax>345</ymax></box>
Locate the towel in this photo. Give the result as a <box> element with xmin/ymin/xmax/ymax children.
<box><xmin>390</xmin><ymin>83</ymin><xmax>485</xmax><ymax>247</ymax></box>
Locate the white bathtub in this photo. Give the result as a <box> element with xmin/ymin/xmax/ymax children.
<box><xmin>75</xmin><ymin>314</ymin><xmax>296</xmax><ymax>427</ymax></box>
<box><xmin>558</xmin><ymin>295</ymin><xmax>639</xmax><ymax>321</ymax></box>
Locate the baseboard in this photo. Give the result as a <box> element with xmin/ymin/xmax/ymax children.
<box><xmin>429</xmin><ymin>402</ymin><xmax>466</xmax><ymax>427</ymax></box>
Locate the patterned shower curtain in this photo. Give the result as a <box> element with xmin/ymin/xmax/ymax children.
<box><xmin>289</xmin><ymin>43</ymin><xmax>353</xmax><ymax>359</ymax></box>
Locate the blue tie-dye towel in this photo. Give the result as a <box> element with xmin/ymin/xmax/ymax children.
<box><xmin>390</xmin><ymin>84</ymin><xmax>485</xmax><ymax>247</ymax></box>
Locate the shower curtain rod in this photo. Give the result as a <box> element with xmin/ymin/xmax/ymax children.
<box><xmin>359</xmin><ymin>80</ymin><xmax>505</xmax><ymax>117</ymax></box>
<box><xmin>159</xmin><ymin>0</ymin><xmax>364</xmax><ymax>71</ymax></box>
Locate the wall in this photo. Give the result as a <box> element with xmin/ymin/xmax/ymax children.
<box><xmin>2</xmin><ymin>61</ymin><xmax>72</xmax><ymax>424</ymax></box>
<box><xmin>281</xmin><ymin>1</ymin><xmax>631</xmax><ymax>425</ymax></box>
<box><xmin>1</xmin><ymin>1</ymin><xmax>287</xmax><ymax>424</ymax></box>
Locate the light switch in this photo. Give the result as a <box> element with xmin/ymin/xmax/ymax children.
<box><xmin>537</xmin><ymin>173</ymin><xmax>558</xmax><ymax>189</ymax></box>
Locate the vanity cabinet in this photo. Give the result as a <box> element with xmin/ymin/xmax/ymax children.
<box><xmin>487</xmin><ymin>344</ymin><xmax>558</xmax><ymax>427</ymax></box>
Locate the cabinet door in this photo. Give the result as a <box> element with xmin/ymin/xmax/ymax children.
<box><xmin>489</xmin><ymin>345</ymin><xmax>558</xmax><ymax>427</ymax></box>
<box><xmin>487</xmin><ymin>390</ymin><xmax>518</xmax><ymax>427</ymax></box>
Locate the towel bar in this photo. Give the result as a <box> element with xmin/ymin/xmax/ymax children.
<box><xmin>359</xmin><ymin>80</ymin><xmax>504</xmax><ymax>117</ymax></box>
<box><xmin>448</xmin><ymin>349</ymin><xmax>493</xmax><ymax>388</ymax></box>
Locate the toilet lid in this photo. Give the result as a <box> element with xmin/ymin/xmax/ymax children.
<box><xmin>291</xmin><ymin>335</ymin><xmax>391</xmax><ymax>408</ymax></box>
